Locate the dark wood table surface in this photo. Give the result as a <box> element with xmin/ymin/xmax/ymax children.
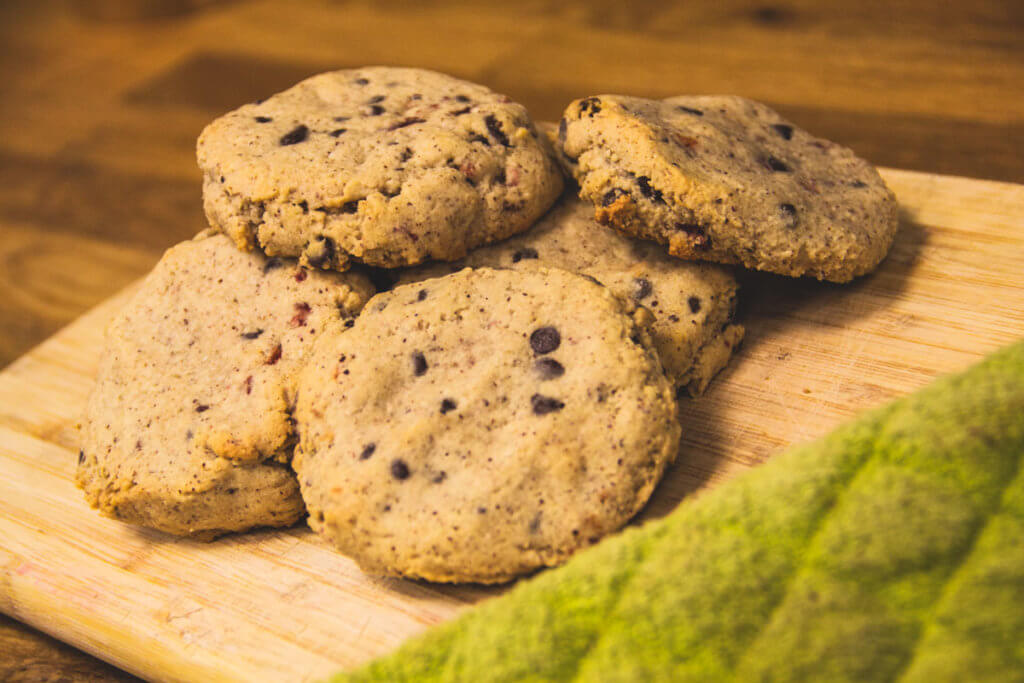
<box><xmin>1</xmin><ymin>0</ymin><xmax>1022</xmax><ymax>679</ymax></box>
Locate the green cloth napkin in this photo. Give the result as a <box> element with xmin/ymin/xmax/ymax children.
<box><xmin>336</xmin><ymin>341</ymin><xmax>1024</xmax><ymax>682</ymax></box>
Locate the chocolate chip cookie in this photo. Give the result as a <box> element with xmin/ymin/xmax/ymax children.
<box><xmin>77</xmin><ymin>231</ymin><xmax>374</xmax><ymax>538</ymax></box>
<box><xmin>293</xmin><ymin>267</ymin><xmax>679</xmax><ymax>583</ymax></box>
<box><xmin>401</xmin><ymin>194</ymin><xmax>744</xmax><ymax>395</ymax></box>
<box><xmin>556</xmin><ymin>95</ymin><xmax>899</xmax><ymax>282</ymax></box>
<box><xmin>198</xmin><ymin>67</ymin><xmax>564</xmax><ymax>271</ymax></box>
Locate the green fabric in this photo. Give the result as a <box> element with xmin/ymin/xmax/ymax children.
<box><xmin>335</xmin><ymin>341</ymin><xmax>1024</xmax><ymax>682</ymax></box>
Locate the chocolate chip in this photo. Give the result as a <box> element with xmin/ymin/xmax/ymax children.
<box><xmin>367</xmin><ymin>95</ymin><xmax>385</xmax><ymax>104</ymax></box>
<box><xmin>635</xmin><ymin>175</ymin><xmax>665</xmax><ymax>204</ymax></box>
<box><xmin>298</xmin><ymin>200</ymin><xmax>309</xmax><ymax>213</ymax></box>
<box><xmin>468</xmin><ymin>132</ymin><xmax>491</xmax><ymax>146</ymax></box>
<box><xmin>676</xmin><ymin>222</ymin><xmax>712</xmax><ymax>250</ymax></box>
<box><xmin>254</xmin><ymin>116</ymin><xmax>272</xmax><ymax>123</ymax></box>
<box><xmin>688</xmin><ymin>296</ymin><xmax>702</xmax><ymax>313</ymax></box>
<box><xmin>294</xmin><ymin>269</ymin><xmax>307</xmax><ymax>283</ymax></box>
<box><xmin>676</xmin><ymin>105</ymin><xmax>703</xmax><ymax>116</ymax></box>
<box><xmin>360</xmin><ymin>443</ymin><xmax>376</xmax><ymax>460</ymax></box>
<box><xmin>780</xmin><ymin>202</ymin><xmax>798</xmax><ymax>228</ymax></box>
<box><xmin>557</xmin><ymin>118</ymin><xmax>567</xmax><ymax>145</ymax></box>
<box><xmin>771</xmin><ymin>123</ymin><xmax>794</xmax><ymax>140</ymax></box>
<box><xmin>262</xmin><ymin>257</ymin><xmax>283</xmax><ymax>273</ymax></box>
<box><xmin>367</xmin><ymin>104</ymin><xmax>385</xmax><ymax>116</ymax></box>
<box><xmin>632</xmin><ymin>277</ymin><xmax>652</xmax><ymax>300</ymax></box>
<box><xmin>390</xmin><ymin>459</ymin><xmax>410</xmax><ymax>480</ymax></box>
<box><xmin>307</xmin><ymin>235</ymin><xmax>335</xmax><ymax>268</ymax></box>
<box><xmin>450</xmin><ymin>106</ymin><xmax>471</xmax><ymax>116</ymax></box>
<box><xmin>340</xmin><ymin>200</ymin><xmax>360</xmax><ymax>214</ymax></box>
<box><xmin>195</xmin><ymin>404</ymin><xmax>209</xmax><ymax>413</ymax></box>
<box><xmin>484</xmin><ymin>114</ymin><xmax>510</xmax><ymax>147</ymax></box>
<box><xmin>455</xmin><ymin>94</ymin><xmax>471</xmax><ymax>102</ymax></box>
<box><xmin>512</xmin><ymin>247</ymin><xmax>539</xmax><ymax>263</ymax></box>
<box><xmin>279</xmin><ymin>125</ymin><xmax>309</xmax><ymax>146</ymax></box>
<box><xmin>78</xmin><ymin>450</ymin><xmax>85</xmax><ymax>465</ymax></box>
<box><xmin>765</xmin><ymin>156</ymin><xmax>790</xmax><ymax>172</ymax></box>
<box><xmin>580</xmin><ymin>274</ymin><xmax>604</xmax><ymax>286</ymax></box>
<box><xmin>412</xmin><ymin>351</ymin><xmax>428</xmax><ymax>376</ymax></box>
<box><xmin>334</xmin><ymin>116</ymin><xmax>350</xmax><ymax>122</ymax></box>
<box><xmin>354</xmin><ymin>77</ymin><xmax>369</xmax><ymax>85</ymax></box>
<box><xmin>440</xmin><ymin>398</ymin><xmax>457</xmax><ymax>414</ymax></box>
<box><xmin>530</xmin><ymin>326</ymin><xmax>560</xmax><ymax>354</ymax></box>
<box><xmin>417</xmin><ymin>289</ymin><xmax>428</xmax><ymax>301</ymax></box>
<box><xmin>535</xmin><ymin>358</ymin><xmax>565</xmax><ymax>380</ymax></box>
<box><xmin>344</xmin><ymin>319</ymin><xmax>355</xmax><ymax>328</ymax></box>
<box><xmin>531</xmin><ymin>394</ymin><xmax>565</xmax><ymax>415</ymax></box>
<box><xmin>578</xmin><ymin>97</ymin><xmax>602</xmax><ymax>117</ymax></box>
<box><xmin>329</xmin><ymin>128</ymin><xmax>347</xmax><ymax>137</ymax></box>
<box><xmin>400</xmin><ymin>147</ymin><xmax>413</xmax><ymax>162</ymax></box>
<box><xmin>601</xmin><ymin>188</ymin><xmax>627</xmax><ymax>206</ymax></box>
<box><xmin>241</xmin><ymin>329</ymin><xmax>264</xmax><ymax>339</ymax></box>
<box><xmin>388</xmin><ymin>117</ymin><xmax>426</xmax><ymax>131</ymax></box>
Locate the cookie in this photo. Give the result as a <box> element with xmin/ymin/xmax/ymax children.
<box><xmin>401</xmin><ymin>194</ymin><xmax>744</xmax><ymax>396</ymax></box>
<box><xmin>293</xmin><ymin>267</ymin><xmax>680</xmax><ymax>583</ymax></box>
<box><xmin>555</xmin><ymin>95</ymin><xmax>899</xmax><ymax>282</ymax></box>
<box><xmin>77</xmin><ymin>232</ymin><xmax>374</xmax><ymax>538</ymax></box>
<box><xmin>198</xmin><ymin>67</ymin><xmax>564</xmax><ymax>271</ymax></box>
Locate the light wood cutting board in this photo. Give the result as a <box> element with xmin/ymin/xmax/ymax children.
<box><xmin>1</xmin><ymin>169</ymin><xmax>1022</xmax><ymax>682</ymax></box>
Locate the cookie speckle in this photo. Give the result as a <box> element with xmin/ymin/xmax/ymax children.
<box><xmin>688</xmin><ymin>296</ymin><xmax>702</xmax><ymax>314</ymax></box>
<box><xmin>266</xmin><ymin>344</ymin><xmax>283</xmax><ymax>365</ymax></box>
<box><xmin>632</xmin><ymin>277</ymin><xmax>653</xmax><ymax>300</ymax></box>
<box><xmin>512</xmin><ymin>247</ymin><xmax>539</xmax><ymax>263</ymax></box>
<box><xmin>535</xmin><ymin>358</ymin><xmax>565</xmax><ymax>379</ymax></box>
<box><xmin>635</xmin><ymin>175</ymin><xmax>665</xmax><ymax>204</ymax></box>
<box><xmin>195</xmin><ymin>404</ymin><xmax>210</xmax><ymax>413</ymax></box>
<box><xmin>676</xmin><ymin>105</ymin><xmax>703</xmax><ymax>116</ymax></box>
<box><xmin>530</xmin><ymin>327</ymin><xmax>561</xmax><ymax>354</ymax></box>
<box><xmin>279</xmin><ymin>125</ymin><xmax>309</xmax><ymax>146</ymax></box>
<box><xmin>329</xmin><ymin>128</ymin><xmax>347</xmax><ymax>137</ymax></box>
<box><xmin>78</xmin><ymin>450</ymin><xmax>85</xmax><ymax>465</ymax></box>
<box><xmin>602</xmin><ymin>188</ymin><xmax>627</xmax><ymax>207</ymax></box>
<box><xmin>440</xmin><ymin>398</ymin><xmax>457</xmax><ymax>414</ymax></box>
<box><xmin>254</xmin><ymin>116</ymin><xmax>272</xmax><ymax>123</ymax></box>
<box><xmin>780</xmin><ymin>202</ymin><xmax>798</xmax><ymax>228</ymax></box>
<box><xmin>772</xmin><ymin>123</ymin><xmax>794</xmax><ymax>140</ymax></box>
<box><xmin>484</xmin><ymin>114</ymin><xmax>510</xmax><ymax>147</ymax></box>
<box><xmin>764</xmin><ymin>156</ymin><xmax>791</xmax><ymax>172</ymax></box>
<box><xmin>412</xmin><ymin>351</ymin><xmax>428</xmax><ymax>376</ymax></box>
<box><xmin>417</xmin><ymin>289</ymin><xmax>428</xmax><ymax>302</ymax></box>
<box><xmin>531</xmin><ymin>394</ymin><xmax>565</xmax><ymax>415</ymax></box>
<box><xmin>263</xmin><ymin>257</ymin><xmax>283</xmax><ymax>273</ymax></box>
<box><xmin>390</xmin><ymin>459</ymin><xmax>411</xmax><ymax>480</ymax></box>
<box><xmin>241</xmin><ymin>329</ymin><xmax>264</xmax><ymax>339</ymax></box>
<box><xmin>578</xmin><ymin>97</ymin><xmax>602</xmax><ymax>117</ymax></box>
<box><xmin>360</xmin><ymin>443</ymin><xmax>376</xmax><ymax>460</ymax></box>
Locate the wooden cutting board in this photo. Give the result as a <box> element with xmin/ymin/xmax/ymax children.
<box><xmin>1</xmin><ymin>168</ymin><xmax>1022</xmax><ymax>682</ymax></box>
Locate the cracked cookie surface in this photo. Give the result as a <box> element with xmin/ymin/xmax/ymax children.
<box><xmin>293</xmin><ymin>267</ymin><xmax>679</xmax><ymax>583</ymax></box>
<box><xmin>77</xmin><ymin>231</ymin><xmax>374</xmax><ymax>538</ymax></box>
<box><xmin>401</xmin><ymin>194</ymin><xmax>744</xmax><ymax>395</ymax></box>
<box><xmin>198</xmin><ymin>67</ymin><xmax>564</xmax><ymax>270</ymax></box>
<box><xmin>556</xmin><ymin>95</ymin><xmax>899</xmax><ymax>282</ymax></box>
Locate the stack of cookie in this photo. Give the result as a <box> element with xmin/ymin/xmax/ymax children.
<box><xmin>78</xmin><ymin>67</ymin><xmax>898</xmax><ymax>583</ymax></box>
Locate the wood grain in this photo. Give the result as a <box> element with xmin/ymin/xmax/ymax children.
<box><xmin>1</xmin><ymin>169</ymin><xmax>1022</xmax><ymax>681</ymax></box>
<box><xmin>1</xmin><ymin>0</ymin><xmax>1023</xmax><ymax>677</ymax></box>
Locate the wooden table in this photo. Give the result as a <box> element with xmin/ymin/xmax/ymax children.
<box><xmin>1</xmin><ymin>0</ymin><xmax>1022</xmax><ymax>679</ymax></box>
